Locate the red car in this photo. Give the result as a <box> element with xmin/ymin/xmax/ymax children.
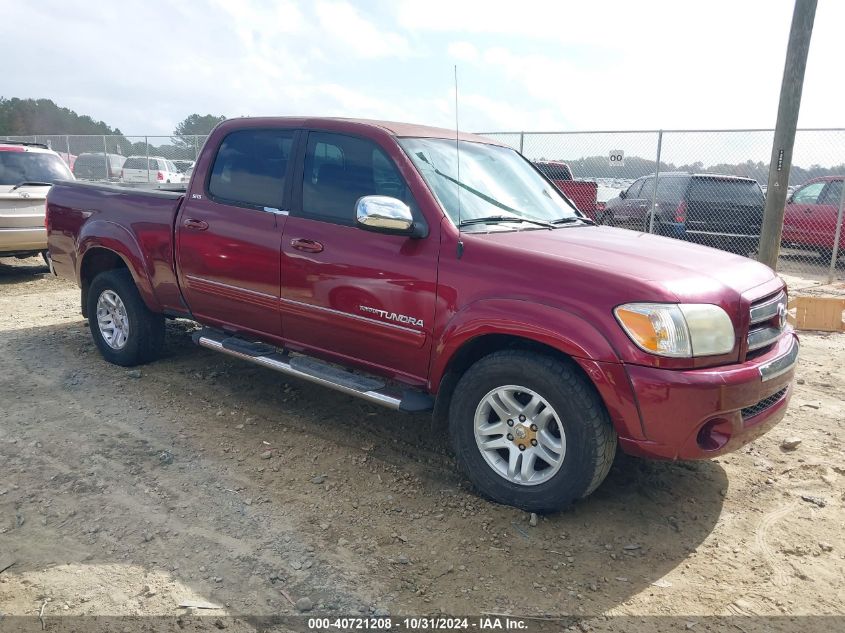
<box><xmin>46</xmin><ymin>117</ymin><xmax>798</xmax><ymax>512</ymax></box>
<box><xmin>782</xmin><ymin>176</ymin><xmax>844</xmax><ymax>259</ymax></box>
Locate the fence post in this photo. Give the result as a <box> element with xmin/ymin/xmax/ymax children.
<box><xmin>145</xmin><ymin>137</ymin><xmax>150</xmax><ymax>183</ymax></box>
<box><xmin>828</xmin><ymin>179</ymin><xmax>845</xmax><ymax>283</ymax></box>
<box><xmin>519</xmin><ymin>132</ymin><xmax>525</xmax><ymax>155</ymax></box>
<box><xmin>648</xmin><ymin>130</ymin><xmax>663</xmax><ymax>234</ymax></box>
<box><xmin>194</xmin><ymin>135</ymin><xmax>199</xmax><ymax>161</ymax></box>
<box><xmin>102</xmin><ymin>135</ymin><xmax>109</xmax><ymax>180</ymax></box>
<box><xmin>66</xmin><ymin>135</ymin><xmax>71</xmax><ymax>163</ymax></box>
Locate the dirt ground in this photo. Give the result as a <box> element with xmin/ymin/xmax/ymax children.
<box><xmin>1</xmin><ymin>256</ymin><xmax>843</xmax><ymax>631</ymax></box>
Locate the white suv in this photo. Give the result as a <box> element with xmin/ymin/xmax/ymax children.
<box><xmin>121</xmin><ymin>156</ymin><xmax>184</xmax><ymax>184</ymax></box>
<box><xmin>1</xmin><ymin>141</ymin><xmax>73</xmax><ymax>261</ymax></box>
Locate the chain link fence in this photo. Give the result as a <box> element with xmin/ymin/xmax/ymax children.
<box><xmin>3</xmin><ymin>129</ymin><xmax>844</xmax><ymax>280</ymax></box>
<box><xmin>481</xmin><ymin>129</ymin><xmax>845</xmax><ymax>282</ymax></box>
<box><xmin>0</xmin><ymin>134</ymin><xmax>208</xmax><ymax>185</ymax></box>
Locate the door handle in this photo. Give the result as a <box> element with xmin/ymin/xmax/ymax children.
<box><xmin>183</xmin><ymin>218</ymin><xmax>209</xmax><ymax>231</ymax></box>
<box><xmin>290</xmin><ymin>238</ymin><xmax>324</xmax><ymax>253</ymax></box>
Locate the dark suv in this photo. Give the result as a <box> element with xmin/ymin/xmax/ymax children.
<box><xmin>602</xmin><ymin>172</ymin><xmax>765</xmax><ymax>254</ymax></box>
<box><xmin>72</xmin><ymin>153</ymin><xmax>125</xmax><ymax>181</ymax></box>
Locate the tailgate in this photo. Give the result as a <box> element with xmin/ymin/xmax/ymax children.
<box><xmin>0</xmin><ymin>193</ymin><xmax>47</xmax><ymax>228</ymax></box>
<box><xmin>558</xmin><ymin>181</ymin><xmax>598</xmax><ymax>215</ymax></box>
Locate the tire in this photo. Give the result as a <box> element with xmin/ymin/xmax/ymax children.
<box><xmin>449</xmin><ymin>350</ymin><xmax>617</xmax><ymax>513</ymax></box>
<box><xmin>86</xmin><ymin>268</ymin><xmax>165</xmax><ymax>366</ymax></box>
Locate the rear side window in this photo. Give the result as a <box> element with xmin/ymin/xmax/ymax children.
<box><xmin>0</xmin><ymin>150</ymin><xmax>73</xmax><ymax>185</ymax></box>
<box><xmin>688</xmin><ymin>178</ymin><xmax>763</xmax><ymax>205</ymax></box>
<box><xmin>124</xmin><ymin>157</ymin><xmax>148</xmax><ymax>169</ymax></box>
<box><xmin>301</xmin><ymin>132</ymin><xmax>412</xmax><ymax>225</ymax></box>
<box><xmin>208</xmin><ymin>129</ymin><xmax>294</xmax><ymax>209</ymax></box>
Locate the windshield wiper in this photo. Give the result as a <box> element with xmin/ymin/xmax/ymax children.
<box><xmin>458</xmin><ymin>215</ymin><xmax>554</xmax><ymax>229</ymax></box>
<box><xmin>10</xmin><ymin>181</ymin><xmax>52</xmax><ymax>190</ymax></box>
<box><xmin>550</xmin><ymin>216</ymin><xmax>594</xmax><ymax>226</ymax></box>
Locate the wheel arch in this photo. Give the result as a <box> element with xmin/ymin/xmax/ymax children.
<box><xmin>78</xmin><ymin>240</ymin><xmax>160</xmax><ymax>318</ymax></box>
<box><xmin>430</xmin><ymin>300</ymin><xmax>624</xmax><ymax>430</ymax></box>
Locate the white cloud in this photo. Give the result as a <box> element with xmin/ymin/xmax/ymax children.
<box><xmin>447</xmin><ymin>42</ymin><xmax>479</xmax><ymax>62</ymax></box>
<box><xmin>315</xmin><ymin>1</ymin><xmax>411</xmax><ymax>59</ymax></box>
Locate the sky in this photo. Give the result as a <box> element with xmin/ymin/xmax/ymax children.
<box><xmin>1</xmin><ymin>0</ymin><xmax>842</xmax><ymax>165</ymax></box>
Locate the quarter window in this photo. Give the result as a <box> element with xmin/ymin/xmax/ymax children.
<box><xmin>208</xmin><ymin>129</ymin><xmax>293</xmax><ymax>209</ymax></box>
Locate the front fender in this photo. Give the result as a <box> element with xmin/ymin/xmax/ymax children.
<box><xmin>431</xmin><ymin>299</ymin><xmax>646</xmax><ymax>440</ymax></box>
<box><xmin>431</xmin><ymin>298</ymin><xmax>621</xmax><ymax>386</ymax></box>
<box><xmin>77</xmin><ymin>220</ymin><xmax>161</xmax><ymax>313</ymax></box>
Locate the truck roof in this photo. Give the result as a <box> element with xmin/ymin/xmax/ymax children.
<box><xmin>218</xmin><ymin>116</ymin><xmax>504</xmax><ymax>146</ymax></box>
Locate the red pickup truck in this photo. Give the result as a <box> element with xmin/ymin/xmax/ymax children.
<box><xmin>46</xmin><ymin>117</ymin><xmax>798</xmax><ymax>512</ymax></box>
<box><xmin>533</xmin><ymin>160</ymin><xmax>598</xmax><ymax>219</ymax></box>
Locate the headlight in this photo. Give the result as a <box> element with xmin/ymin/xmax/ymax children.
<box><xmin>614</xmin><ymin>303</ymin><xmax>735</xmax><ymax>358</ymax></box>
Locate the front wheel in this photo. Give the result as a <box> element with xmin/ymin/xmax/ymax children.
<box><xmin>86</xmin><ymin>269</ymin><xmax>165</xmax><ymax>366</ymax></box>
<box><xmin>449</xmin><ymin>350</ymin><xmax>617</xmax><ymax>513</ymax></box>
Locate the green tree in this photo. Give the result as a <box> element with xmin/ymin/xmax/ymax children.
<box><xmin>173</xmin><ymin>114</ymin><xmax>226</xmax><ymax>137</ymax></box>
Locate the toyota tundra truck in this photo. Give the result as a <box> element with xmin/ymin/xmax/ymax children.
<box><xmin>46</xmin><ymin>117</ymin><xmax>798</xmax><ymax>512</ymax></box>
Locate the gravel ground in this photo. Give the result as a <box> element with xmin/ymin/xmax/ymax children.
<box><xmin>1</xmin><ymin>256</ymin><xmax>843</xmax><ymax>631</ymax></box>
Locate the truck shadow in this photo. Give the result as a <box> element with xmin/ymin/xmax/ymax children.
<box><xmin>1</xmin><ymin>319</ymin><xmax>727</xmax><ymax>618</ymax></box>
<box><xmin>0</xmin><ymin>257</ymin><xmax>50</xmax><ymax>284</ymax></box>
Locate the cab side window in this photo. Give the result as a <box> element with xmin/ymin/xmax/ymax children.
<box><xmin>625</xmin><ymin>179</ymin><xmax>643</xmax><ymax>198</ymax></box>
<box><xmin>792</xmin><ymin>182</ymin><xmax>825</xmax><ymax>205</ymax></box>
<box><xmin>208</xmin><ymin>129</ymin><xmax>294</xmax><ymax>210</ymax></box>
<box><xmin>638</xmin><ymin>177</ymin><xmax>655</xmax><ymax>200</ymax></box>
<box><xmin>301</xmin><ymin>132</ymin><xmax>413</xmax><ymax>225</ymax></box>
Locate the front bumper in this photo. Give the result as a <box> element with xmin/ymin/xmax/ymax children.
<box><xmin>619</xmin><ymin>333</ymin><xmax>799</xmax><ymax>460</ymax></box>
<box><xmin>0</xmin><ymin>226</ymin><xmax>47</xmax><ymax>254</ymax></box>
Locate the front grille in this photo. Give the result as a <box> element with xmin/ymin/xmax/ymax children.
<box><xmin>741</xmin><ymin>387</ymin><xmax>788</xmax><ymax>421</ymax></box>
<box><xmin>747</xmin><ymin>291</ymin><xmax>786</xmax><ymax>354</ymax></box>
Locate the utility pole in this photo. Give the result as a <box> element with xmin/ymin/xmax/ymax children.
<box><xmin>758</xmin><ymin>0</ymin><xmax>817</xmax><ymax>270</ymax></box>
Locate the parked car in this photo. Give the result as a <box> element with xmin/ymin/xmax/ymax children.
<box><xmin>72</xmin><ymin>152</ymin><xmax>125</xmax><ymax>181</ymax></box>
<box><xmin>1</xmin><ymin>141</ymin><xmax>73</xmax><ymax>261</ymax></box>
<box><xmin>602</xmin><ymin>172</ymin><xmax>765</xmax><ymax>254</ymax></box>
<box><xmin>121</xmin><ymin>156</ymin><xmax>184</xmax><ymax>184</ymax></box>
<box><xmin>533</xmin><ymin>161</ymin><xmax>598</xmax><ymax>218</ymax></box>
<box><xmin>172</xmin><ymin>159</ymin><xmax>195</xmax><ymax>174</ymax></box>
<box><xmin>782</xmin><ymin>176</ymin><xmax>844</xmax><ymax>259</ymax></box>
<box><xmin>46</xmin><ymin>117</ymin><xmax>797</xmax><ymax>512</ymax></box>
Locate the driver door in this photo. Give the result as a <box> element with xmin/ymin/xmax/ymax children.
<box><xmin>279</xmin><ymin>131</ymin><xmax>439</xmax><ymax>384</ymax></box>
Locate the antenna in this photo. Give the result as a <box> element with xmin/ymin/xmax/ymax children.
<box><xmin>454</xmin><ymin>65</ymin><xmax>464</xmax><ymax>258</ymax></box>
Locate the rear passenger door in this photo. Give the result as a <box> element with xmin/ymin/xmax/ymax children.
<box><xmin>176</xmin><ymin>128</ymin><xmax>297</xmax><ymax>340</ymax></box>
<box><xmin>279</xmin><ymin>131</ymin><xmax>439</xmax><ymax>384</ymax></box>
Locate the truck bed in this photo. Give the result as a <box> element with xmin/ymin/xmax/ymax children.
<box><xmin>47</xmin><ymin>180</ymin><xmax>186</xmax><ymax>314</ymax></box>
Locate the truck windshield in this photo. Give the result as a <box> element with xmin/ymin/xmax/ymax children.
<box><xmin>399</xmin><ymin>138</ymin><xmax>579</xmax><ymax>227</ymax></box>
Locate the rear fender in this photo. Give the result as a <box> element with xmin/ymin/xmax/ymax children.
<box><xmin>77</xmin><ymin>220</ymin><xmax>161</xmax><ymax>313</ymax></box>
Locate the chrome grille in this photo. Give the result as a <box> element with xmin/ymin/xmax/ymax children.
<box><xmin>747</xmin><ymin>291</ymin><xmax>786</xmax><ymax>353</ymax></box>
<box><xmin>741</xmin><ymin>387</ymin><xmax>788</xmax><ymax>421</ymax></box>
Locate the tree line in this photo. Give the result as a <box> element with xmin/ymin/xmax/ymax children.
<box><xmin>0</xmin><ymin>97</ymin><xmax>224</xmax><ymax>160</ymax></box>
<box><xmin>543</xmin><ymin>155</ymin><xmax>844</xmax><ymax>185</ymax></box>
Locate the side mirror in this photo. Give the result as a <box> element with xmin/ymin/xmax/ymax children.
<box><xmin>356</xmin><ymin>195</ymin><xmax>425</xmax><ymax>238</ymax></box>
<box><xmin>618</xmin><ymin>189</ymin><xmax>627</xmax><ymax>200</ymax></box>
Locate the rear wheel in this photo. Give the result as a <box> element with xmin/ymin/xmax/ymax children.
<box><xmin>86</xmin><ymin>269</ymin><xmax>164</xmax><ymax>366</ymax></box>
<box><xmin>449</xmin><ymin>350</ymin><xmax>617</xmax><ymax>513</ymax></box>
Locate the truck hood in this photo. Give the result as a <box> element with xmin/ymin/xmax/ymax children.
<box><xmin>476</xmin><ymin>225</ymin><xmax>777</xmax><ymax>300</ymax></box>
